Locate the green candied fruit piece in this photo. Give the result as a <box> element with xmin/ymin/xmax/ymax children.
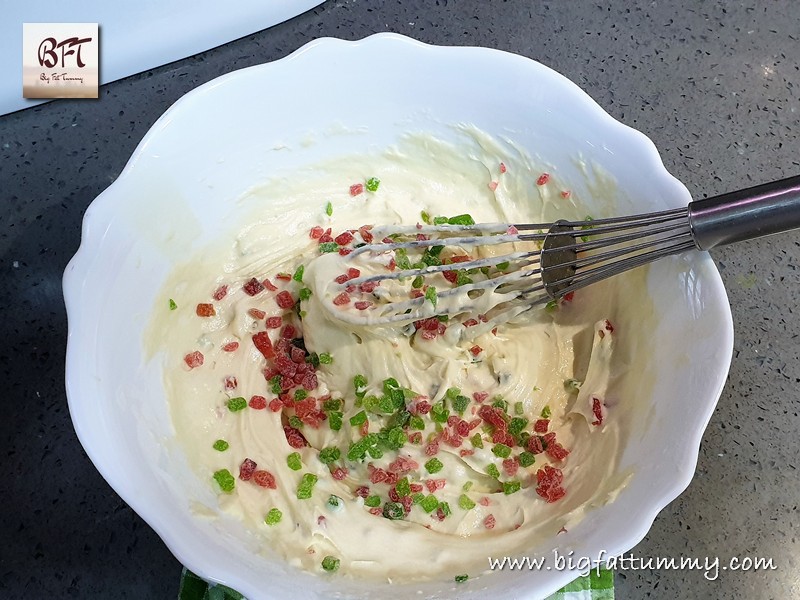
<box><xmin>445</xmin><ymin>387</ymin><xmax>461</xmax><ymax>400</ymax></box>
<box><xmin>227</xmin><ymin>397</ymin><xmax>247</xmax><ymax>412</ymax></box>
<box><xmin>425</xmin><ymin>285</ymin><xmax>438</xmax><ymax>308</ymax></box>
<box><xmin>508</xmin><ymin>417</ymin><xmax>528</xmax><ymax>436</ymax></box>
<box><xmin>458</xmin><ymin>494</ymin><xmax>476</xmax><ymax>510</ymax></box>
<box><xmin>366</xmin><ymin>177</ymin><xmax>381</xmax><ymax>192</ymax></box>
<box><xmin>496</xmin><ymin>261</ymin><xmax>510</xmax><ymax>271</ymax></box>
<box><xmin>212</xmin><ymin>439</ymin><xmax>229</xmax><ymax>452</ymax></box>
<box><xmin>287</xmin><ymin>452</ymin><xmax>302</xmax><ymax>471</ymax></box>
<box><xmin>430</xmin><ymin>402</ymin><xmax>449</xmax><ymax>423</ymax></box>
<box><xmin>319</xmin><ymin>352</ymin><xmax>333</xmax><ymax>365</ymax></box>
<box><xmin>293</xmin><ymin>264</ymin><xmax>305</xmax><ymax>282</ymax></box>
<box><xmin>288</xmin><ymin>415</ymin><xmax>303</xmax><ymax>429</ymax></box>
<box><xmin>541</xmin><ymin>405</ymin><xmax>552</xmax><ymax>419</ymax></box>
<box><xmin>364</xmin><ymin>495</ymin><xmax>381</xmax><ymax>508</ymax></box>
<box><xmin>296</xmin><ymin>473</ymin><xmax>318</xmax><ymax>500</ymax></box>
<box><xmin>486</xmin><ymin>464</ymin><xmax>501</xmax><ymax>479</ymax></box>
<box><xmin>294</xmin><ymin>389</ymin><xmax>308</xmax><ymax>401</ymax></box>
<box><xmin>395</xmin><ymin>477</ymin><xmax>411</xmax><ymax>498</ymax></box>
<box><xmin>328</xmin><ymin>411</ymin><xmax>343</xmax><ymax>431</ymax></box>
<box><xmin>349</xmin><ymin>410</ymin><xmax>368</xmax><ymax>427</ymax></box>
<box><xmin>433</xmin><ymin>216</ymin><xmax>449</xmax><ymax>225</ymax></box>
<box><xmin>545</xmin><ymin>299</ymin><xmax>559</xmax><ymax>312</ymax></box>
<box><xmin>452</xmin><ymin>395</ymin><xmax>469</xmax><ymax>415</ymax></box>
<box><xmin>319</xmin><ymin>242</ymin><xmax>339</xmax><ymax>253</ymax></box>
<box><xmin>462</xmin><ymin>481</ymin><xmax>474</xmax><ymax>492</ymax></box>
<box><xmin>353</xmin><ymin>374</ymin><xmax>368</xmax><ymax>399</ymax></box>
<box><xmin>424</xmin><ymin>457</ymin><xmax>444</xmax><ymax>474</ymax></box>
<box><xmin>213</xmin><ymin>469</ymin><xmax>235</xmax><ymax>493</ymax></box>
<box><xmin>318</xmin><ymin>447</ymin><xmax>341</xmax><ymax>464</ymax></box>
<box><xmin>492</xmin><ymin>443</ymin><xmax>512</xmax><ymax>458</ymax></box>
<box><xmin>264</xmin><ymin>508</ymin><xmax>282</xmax><ymax>525</ymax></box>
<box><xmin>503</xmin><ymin>480</ymin><xmax>522</xmax><ymax>495</ymax></box>
<box><xmin>382</xmin><ymin>501</ymin><xmax>404</xmax><ymax>520</ymax></box>
<box><xmin>438</xmin><ymin>501</ymin><xmax>452</xmax><ymax>517</ymax></box>
<box><xmin>470</xmin><ymin>433</ymin><xmax>484</xmax><ymax>448</ymax></box>
<box><xmin>325</xmin><ymin>201</ymin><xmax>333</xmax><ymax>216</ymax></box>
<box><xmin>420</xmin><ymin>494</ymin><xmax>439</xmax><ymax>513</ymax></box>
<box><xmin>321</xmin><ymin>555</ymin><xmax>340</xmax><ymax>572</ymax></box>
<box><xmin>519</xmin><ymin>451</ymin><xmax>536</xmax><ymax>468</ymax></box>
<box><xmin>455</xmin><ymin>574</ymin><xmax>469</xmax><ymax>583</ymax></box>
<box><xmin>411</xmin><ymin>275</ymin><xmax>424</xmax><ymax>289</ymax></box>
<box><xmin>168</xmin><ymin>298</ymin><xmax>177</xmax><ymax>310</ymax></box>
<box><xmin>409</xmin><ymin>415</ymin><xmax>425</xmax><ymax>431</ymax></box>
<box><xmin>514</xmin><ymin>401</ymin><xmax>524</xmax><ymax>416</ymax></box>
<box><xmin>420</xmin><ymin>210</ymin><xmax>432</xmax><ymax>225</ymax></box>
<box><xmin>412</xmin><ymin>493</ymin><xmax>425</xmax><ymax>504</ymax></box>
<box><xmin>447</xmin><ymin>214</ymin><xmax>475</xmax><ymax>226</ymax></box>
<box><xmin>327</xmin><ymin>495</ymin><xmax>343</xmax><ymax>510</ymax></box>
<box><xmin>492</xmin><ymin>398</ymin><xmax>509</xmax><ymax>412</ymax></box>
<box><xmin>299</xmin><ymin>287</ymin><xmax>312</xmax><ymax>301</ymax></box>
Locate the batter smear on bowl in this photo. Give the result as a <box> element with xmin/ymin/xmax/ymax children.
<box><xmin>148</xmin><ymin>130</ymin><xmax>642</xmax><ymax>583</ymax></box>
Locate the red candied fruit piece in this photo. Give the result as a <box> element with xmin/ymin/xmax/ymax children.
<box><xmin>276</xmin><ymin>273</ymin><xmax>292</xmax><ymax>281</ymax></box>
<box><xmin>196</xmin><ymin>303</ymin><xmax>216</xmax><ymax>317</ymax></box>
<box><xmin>536</xmin><ymin>173</ymin><xmax>550</xmax><ymax>186</ymax></box>
<box><xmin>542</xmin><ymin>432</ymin><xmax>557</xmax><ymax>447</ymax></box>
<box><xmin>248</xmin><ymin>308</ymin><xmax>266</xmax><ymax>320</ymax></box>
<box><xmin>243</xmin><ymin>277</ymin><xmax>265</xmax><ymax>296</ymax></box>
<box><xmin>350</xmin><ymin>183</ymin><xmax>364</xmax><ymax>196</ymax></box>
<box><xmin>443</xmin><ymin>271</ymin><xmax>458</xmax><ymax>284</ymax></box>
<box><xmin>562</xmin><ymin>291</ymin><xmax>575</xmax><ymax>302</ymax></box>
<box><xmin>547</xmin><ymin>442</ymin><xmax>570</xmax><ymax>461</ymax></box>
<box><xmin>456</xmin><ymin>419</ymin><xmax>471</xmax><ymax>437</ymax></box>
<box><xmin>604</xmin><ymin>319</ymin><xmax>614</xmax><ymax>333</ymax></box>
<box><xmin>359</xmin><ymin>226</ymin><xmax>374</xmax><ymax>243</ymax></box>
<box><xmin>249</xmin><ymin>395</ymin><xmax>267</xmax><ymax>410</ymax></box>
<box><xmin>492</xmin><ymin>430</ymin><xmax>515</xmax><ymax>447</ymax></box>
<box><xmin>354</xmin><ymin>301</ymin><xmax>372</xmax><ymax>310</ymax></box>
<box><xmin>338</xmin><ymin>246</ymin><xmax>351</xmax><ymax>256</ymax></box>
<box><xmin>184</xmin><ymin>351</ymin><xmax>204</xmax><ymax>369</ymax></box>
<box><xmin>318</xmin><ymin>228</ymin><xmax>333</xmax><ymax>244</ymax></box>
<box><xmin>347</xmin><ymin>267</ymin><xmax>361</xmax><ymax>279</ymax></box>
<box><xmin>424</xmin><ymin>440</ymin><xmax>439</xmax><ymax>456</ymax></box>
<box><xmin>331</xmin><ymin>467</ymin><xmax>348</xmax><ymax>481</ymax></box>
<box><xmin>252</xmin><ymin>332</ymin><xmax>275</xmax><ymax>360</ymax></box>
<box><xmin>503</xmin><ymin>457</ymin><xmax>520</xmax><ymax>477</ymax></box>
<box><xmin>369</xmin><ymin>507</ymin><xmax>382</xmax><ymax>516</ymax></box>
<box><xmin>592</xmin><ymin>397</ymin><xmax>605</xmax><ymax>426</ymax></box>
<box><xmin>275</xmin><ymin>291</ymin><xmax>295</xmax><ymax>309</ymax></box>
<box><xmin>239</xmin><ymin>458</ymin><xmax>257</xmax><ymax>481</ymax></box>
<box><xmin>484</xmin><ymin>514</ymin><xmax>496</xmax><ymax>529</ymax></box>
<box><xmin>459</xmin><ymin>449</ymin><xmax>474</xmax><ymax>457</ymax></box>
<box><xmin>281</xmin><ymin>325</ymin><xmax>297</xmax><ymax>339</ymax></box>
<box><xmin>302</xmin><ymin>372</ymin><xmax>318</xmax><ymax>391</ymax></box>
<box><xmin>388</xmin><ymin>488</ymin><xmax>401</xmax><ymax>502</ymax></box>
<box><xmin>410</xmin><ymin>483</ymin><xmax>424</xmax><ymax>493</ymax></box>
<box><xmin>283</xmin><ymin>425</ymin><xmax>307</xmax><ymax>448</ymax></box>
<box><xmin>263</xmin><ymin>279</ymin><xmax>278</xmax><ymax>292</ymax></box>
<box><xmin>536</xmin><ymin>465</ymin><xmax>564</xmax><ymax>487</ymax></box>
<box><xmin>266</xmin><ymin>316</ymin><xmax>282</xmax><ymax>329</ymax></box>
<box><xmin>410</xmin><ymin>289</ymin><xmax>424</xmax><ymax>299</ymax></box>
<box><xmin>213</xmin><ymin>285</ymin><xmax>228</xmax><ymax>301</ymax></box>
<box><xmin>463</xmin><ymin>318</ymin><xmax>479</xmax><ymax>327</ymax></box>
<box><xmin>223</xmin><ymin>375</ymin><xmax>238</xmax><ymax>391</ymax></box>
<box><xmin>290</xmin><ymin>346</ymin><xmax>306</xmax><ymax>364</ymax></box>
<box><xmin>447</xmin><ymin>415</ymin><xmax>459</xmax><ymax>427</ymax></box>
<box><xmin>222</xmin><ymin>341</ymin><xmax>239</xmax><ymax>352</ymax></box>
<box><xmin>534</xmin><ymin>419</ymin><xmax>550</xmax><ymax>433</ymax></box>
<box><xmin>527</xmin><ymin>436</ymin><xmax>545</xmax><ymax>454</ymax></box>
<box><xmin>335</xmin><ymin>274</ymin><xmax>349</xmax><ymax>284</ymax></box>
<box><xmin>500</xmin><ymin>162</ymin><xmax>507</xmax><ymax>173</ymax></box>
<box><xmin>478</xmin><ymin>497</ymin><xmax>491</xmax><ymax>507</ymax></box>
<box><xmin>335</xmin><ymin>231</ymin><xmax>354</xmax><ymax>246</ymax></box>
<box><xmin>268</xmin><ymin>398</ymin><xmax>282</xmax><ymax>412</ymax></box>
<box><xmin>369</xmin><ymin>467</ymin><xmax>388</xmax><ymax>484</ymax></box>
<box><xmin>253</xmin><ymin>470</ymin><xmax>277</xmax><ymax>489</ymax></box>
<box><xmin>415</xmin><ymin>400</ymin><xmax>432</xmax><ymax>415</ymax></box>
<box><xmin>355</xmin><ymin>486</ymin><xmax>370</xmax><ymax>498</ymax></box>
<box><xmin>386</xmin><ymin>257</ymin><xmax>396</xmax><ymax>271</ymax></box>
<box><xmin>333</xmin><ymin>292</ymin><xmax>351</xmax><ymax>306</ymax></box>
<box><xmin>473</xmin><ymin>391</ymin><xmax>489</xmax><ymax>403</ymax></box>
<box><xmin>469</xmin><ymin>345</ymin><xmax>482</xmax><ymax>356</ymax></box>
<box><xmin>310</xmin><ymin>226</ymin><xmax>324</xmax><ymax>239</ymax></box>
<box><xmin>359</xmin><ymin>281</ymin><xmax>378</xmax><ymax>293</ymax></box>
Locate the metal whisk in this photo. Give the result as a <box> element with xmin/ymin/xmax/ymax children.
<box><xmin>331</xmin><ymin>175</ymin><xmax>800</xmax><ymax>327</ymax></box>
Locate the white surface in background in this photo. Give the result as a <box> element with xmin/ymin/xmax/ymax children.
<box><xmin>2</xmin><ymin>1</ymin><xmax>325</xmax><ymax>116</ymax></box>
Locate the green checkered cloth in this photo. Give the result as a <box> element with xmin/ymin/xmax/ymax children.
<box><xmin>179</xmin><ymin>567</ymin><xmax>613</xmax><ymax>599</ymax></box>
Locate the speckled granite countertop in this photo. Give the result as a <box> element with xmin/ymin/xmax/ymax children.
<box><xmin>3</xmin><ymin>2</ymin><xmax>799</xmax><ymax>598</ymax></box>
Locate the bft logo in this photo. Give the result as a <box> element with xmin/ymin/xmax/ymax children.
<box><xmin>38</xmin><ymin>36</ymin><xmax>93</xmax><ymax>69</ymax></box>
<box><xmin>23</xmin><ymin>23</ymin><xmax>99</xmax><ymax>100</ymax></box>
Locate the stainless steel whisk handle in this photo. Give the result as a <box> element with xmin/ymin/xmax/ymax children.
<box><xmin>689</xmin><ymin>175</ymin><xmax>800</xmax><ymax>251</ymax></box>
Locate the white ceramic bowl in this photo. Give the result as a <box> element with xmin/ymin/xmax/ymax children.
<box><xmin>64</xmin><ymin>33</ymin><xmax>733</xmax><ymax>599</ymax></box>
